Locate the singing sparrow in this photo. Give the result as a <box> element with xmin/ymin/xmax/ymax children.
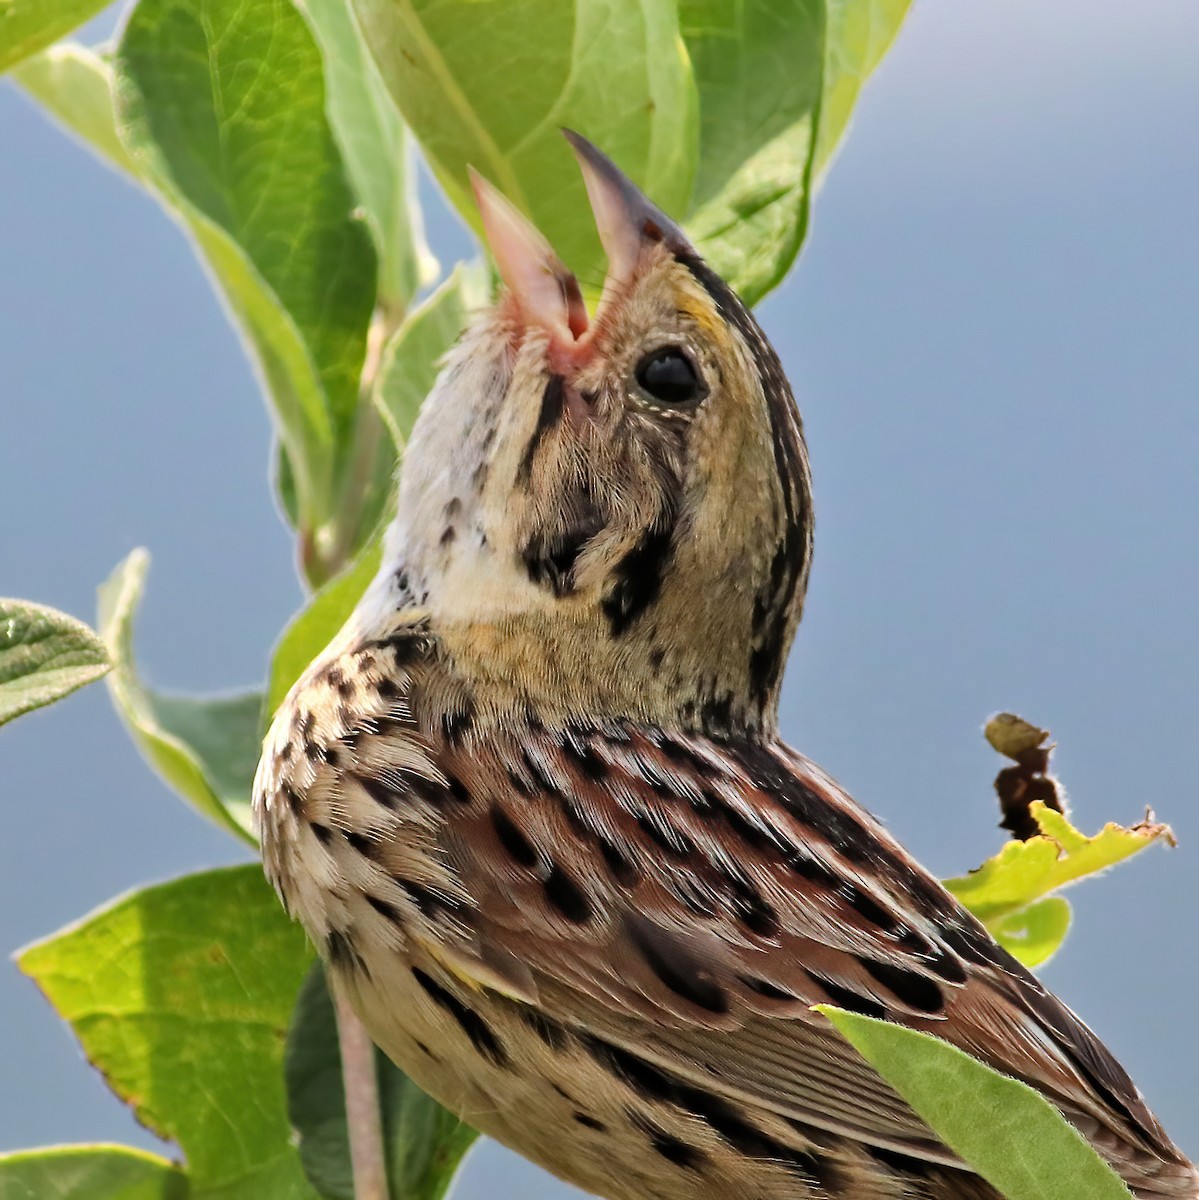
<box><xmin>254</xmin><ymin>133</ymin><xmax>1196</xmax><ymax>1199</ymax></box>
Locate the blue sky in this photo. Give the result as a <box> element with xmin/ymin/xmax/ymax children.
<box><xmin>2</xmin><ymin>2</ymin><xmax>1197</xmax><ymax>1193</ymax></box>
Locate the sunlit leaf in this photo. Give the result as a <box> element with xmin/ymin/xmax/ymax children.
<box><xmin>0</xmin><ymin>1145</ymin><xmax>188</xmax><ymax>1200</ymax></box>
<box><xmin>10</xmin><ymin>45</ymin><xmax>137</xmax><ymax>178</ymax></box>
<box><xmin>352</xmin><ymin>0</ymin><xmax>698</xmax><ymax>291</ymax></box>
<box><xmin>818</xmin><ymin>1007</ymin><xmax>1133</xmax><ymax>1200</ymax></box>
<box><xmin>300</xmin><ymin>0</ymin><xmax>438</xmax><ymax>309</ymax></box>
<box><xmin>945</xmin><ymin>802</ymin><xmax>1174</xmax><ymax>926</ymax></box>
<box><xmin>114</xmin><ymin>0</ymin><xmax>377</xmax><ymax>544</ymax></box>
<box><xmin>19</xmin><ymin>867</ymin><xmax>316</xmax><ymax>1199</ymax></box>
<box><xmin>97</xmin><ymin>551</ymin><xmax>262</xmax><ymax>843</ymax></box>
<box><xmin>989</xmin><ymin>895</ymin><xmax>1072</xmax><ymax>969</ymax></box>
<box><xmin>268</xmin><ymin>539</ymin><xmax>383</xmax><ymax>716</ymax></box>
<box><xmin>286</xmin><ymin>962</ymin><xmax>478</xmax><ymax>1200</ymax></box>
<box><xmin>0</xmin><ymin>598</ymin><xmax>109</xmax><ymax>727</ymax></box>
<box><xmin>374</xmin><ymin>263</ymin><xmax>486</xmax><ymax>449</ymax></box>
<box><xmin>811</xmin><ymin>0</ymin><xmax>911</xmax><ymax>184</ymax></box>
<box><xmin>680</xmin><ymin>0</ymin><xmax>910</xmax><ymax>304</ymax></box>
<box><xmin>0</xmin><ymin>0</ymin><xmax>110</xmax><ymax>73</ymax></box>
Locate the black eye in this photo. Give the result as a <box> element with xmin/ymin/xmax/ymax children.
<box><xmin>634</xmin><ymin>347</ymin><xmax>705</xmax><ymax>408</ymax></box>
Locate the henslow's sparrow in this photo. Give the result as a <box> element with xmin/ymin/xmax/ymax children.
<box><xmin>254</xmin><ymin>133</ymin><xmax>1195</xmax><ymax>1200</ymax></box>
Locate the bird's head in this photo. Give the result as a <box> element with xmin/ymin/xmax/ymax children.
<box><xmin>376</xmin><ymin>133</ymin><xmax>813</xmax><ymax>737</ymax></box>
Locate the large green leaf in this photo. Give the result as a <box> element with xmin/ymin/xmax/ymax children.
<box><xmin>0</xmin><ymin>0</ymin><xmax>109</xmax><ymax>73</ymax></box>
<box><xmin>0</xmin><ymin>1145</ymin><xmax>188</xmax><ymax>1200</ymax></box>
<box><xmin>97</xmin><ymin>551</ymin><xmax>262</xmax><ymax>843</ymax></box>
<box><xmin>113</xmin><ymin>0</ymin><xmax>377</xmax><ymax>548</ymax></box>
<box><xmin>268</xmin><ymin>538</ymin><xmax>382</xmax><ymax>715</ymax></box>
<box><xmin>300</xmin><ymin>0</ymin><xmax>437</xmax><ymax>311</ymax></box>
<box><xmin>811</xmin><ymin>0</ymin><xmax>911</xmax><ymax>183</ymax></box>
<box><xmin>0</xmin><ymin>598</ymin><xmax>110</xmax><ymax>727</ymax></box>
<box><xmin>19</xmin><ymin>867</ymin><xmax>317</xmax><ymax>1199</ymax></box>
<box><xmin>10</xmin><ymin>45</ymin><xmax>137</xmax><ymax>177</ymax></box>
<box><xmin>374</xmin><ymin>263</ymin><xmax>485</xmax><ymax>449</ymax></box>
<box><xmin>352</xmin><ymin>0</ymin><xmax>698</xmax><ymax>291</ymax></box>
<box><xmin>818</xmin><ymin>1007</ymin><xmax>1133</xmax><ymax>1200</ymax></box>
<box><xmin>680</xmin><ymin>0</ymin><xmax>909</xmax><ymax>304</ymax></box>
<box><xmin>286</xmin><ymin>962</ymin><xmax>478</xmax><ymax>1200</ymax></box>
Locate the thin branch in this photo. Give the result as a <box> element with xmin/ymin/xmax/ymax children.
<box><xmin>333</xmin><ymin>981</ymin><xmax>389</xmax><ymax>1200</ymax></box>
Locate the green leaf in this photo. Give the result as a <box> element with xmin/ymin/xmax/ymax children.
<box><xmin>286</xmin><ymin>962</ymin><xmax>478</xmax><ymax>1200</ymax></box>
<box><xmin>811</xmin><ymin>0</ymin><xmax>912</xmax><ymax>184</ymax></box>
<box><xmin>374</xmin><ymin>263</ymin><xmax>486</xmax><ymax>449</ymax></box>
<box><xmin>0</xmin><ymin>1145</ymin><xmax>188</xmax><ymax>1200</ymax></box>
<box><xmin>0</xmin><ymin>598</ymin><xmax>110</xmax><ymax>727</ymax></box>
<box><xmin>680</xmin><ymin>0</ymin><xmax>823</xmax><ymax>303</ymax></box>
<box><xmin>97</xmin><ymin>550</ymin><xmax>262</xmax><ymax>843</ymax></box>
<box><xmin>269</xmin><ymin>539</ymin><xmax>383</xmax><ymax>715</ymax></box>
<box><xmin>10</xmin><ymin>45</ymin><xmax>138</xmax><ymax>177</ymax></box>
<box><xmin>945</xmin><ymin>802</ymin><xmax>1174</xmax><ymax>927</ymax></box>
<box><xmin>0</xmin><ymin>0</ymin><xmax>110</xmax><ymax>73</ymax></box>
<box><xmin>300</xmin><ymin>0</ymin><xmax>438</xmax><ymax>310</ymax></box>
<box><xmin>680</xmin><ymin>0</ymin><xmax>910</xmax><ymax>305</ymax></box>
<box><xmin>817</xmin><ymin>1006</ymin><xmax>1133</xmax><ymax>1200</ymax></box>
<box><xmin>19</xmin><ymin>866</ymin><xmax>317</xmax><ymax>1199</ymax></box>
<box><xmin>352</xmin><ymin>0</ymin><xmax>698</xmax><ymax>291</ymax></box>
<box><xmin>114</xmin><ymin>0</ymin><xmax>377</xmax><ymax>539</ymax></box>
<box><xmin>990</xmin><ymin>896</ymin><xmax>1072</xmax><ymax>969</ymax></box>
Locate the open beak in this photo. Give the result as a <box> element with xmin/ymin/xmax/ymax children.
<box><xmin>470</xmin><ymin>132</ymin><xmax>694</xmax><ymax>349</ymax></box>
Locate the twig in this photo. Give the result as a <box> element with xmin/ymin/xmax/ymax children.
<box><xmin>333</xmin><ymin>981</ymin><xmax>389</xmax><ymax>1200</ymax></box>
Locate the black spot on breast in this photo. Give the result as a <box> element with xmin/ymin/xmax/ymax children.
<box><xmin>444</xmin><ymin>774</ymin><xmax>472</xmax><ymax>805</ymax></box>
<box><xmin>353</xmin><ymin>773</ymin><xmax>397</xmax><ymax>811</ymax></box>
<box><xmin>939</xmin><ymin>920</ymin><xmax>1015</xmax><ymax>970</ymax></box>
<box><xmin>598</xmin><ymin>838</ymin><xmax>639</xmax><ymax>886</ymax></box>
<box><xmin>838</xmin><ymin>881</ymin><xmax>900</xmax><ymax>933</ymax></box>
<box><xmin>412</xmin><ymin>968</ymin><xmax>507</xmax><ymax>1066</ymax></box>
<box><xmin>506</xmin><ymin>767</ymin><xmax>536</xmax><ymax>797</ymax></box>
<box><xmin>519</xmin><ymin>1008</ymin><xmax>569</xmax><ymax>1051</ymax></box>
<box><xmin>584</xmin><ymin>1038</ymin><xmax>675</xmax><ymax>1102</ymax></box>
<box><xmin>634</xmin><ymin>810</ymin><xmax>694</xmax><ymax>858</ymax></box>
<box><xmin>699</xmin><ymin>691</ymin><xmax>735</xmax><ymax>733</ymax></box>
<box><xmin>520</xmin><ymin>747</ymin><xmax>560</xmax><ymax>793</ymax></box>
<box><xmin>642</xmin><ymin>1122</ymin><xmax>705</xmax><ymax>1170</ymax></box>
<box><xmin>281</xmin><ymin>782</ymin><xmax>302</xmax><ymax>815</ymax></box>
<box><xmin>739</xmin><ymin>975</ymin><xmax>797</xmax><ymax>1002</ymax></box>
<box><xmin>628</xmin><ymin>920</ymin><xmax>729</xmax><ymax>1014</ymax></box>
<box><xmin>560</xmin><ymin>731</ymin><xmax>607</xmax><ymax>780</ymax></box>
<box><xmin>345</xmin><ymin>829</ymin><xmax>375</xmax><ymax>857</ymax></box>
<box><xmin>326</xmin><ymin>929</ymin><xmax>368</xmax><ymax>976</ymax></box>
<box><xmin>602</xmin><ymin>523</ymin><xmax>676</xmax><ymax>636</ymax></box>
<box><xmin>923</xmin><ymin>941</ymin><xmax>969</xmax><ymax>985</ymax></box>
<box><xmin>309</xmin><ymin>821</ymin><xmax>333</xmax><ymax>845</ymax></box>
<box><xmin>859</xmin><ymin>959</ymin><xmax>944</xmax><ymax>1013</ymax></box>
<box><xmin>442</xmin><ymin>699</ymin><xmax>475</xmax><ymax>745</ymax></box>
<box><xmin>732</xmin><ymin>894</ymin><xmax>779</xmax><ymax>939</ymax></box>
<box><xmin>543</xmin><ymin>864</ymin><xmax>593</xmax><ymax>923</ymax></box>
<box><xmin>804</xmin><ymin>970</ymin><xmax>886</xmax><ymax>1020</ymax></box>
<box><xmin>491</xmin><ymin>806</ymin><xmax>540</xmax><ymax>868</ymax></box>
<box><xmin>375</xmin><ymin>676</ymin><xmax>399</xmax><ymax>701</ymax></box>
<box><xmin>365</xmin><ymin>893</ymin><xmax>401</xmax><ymax>923</ymax></box>
<box><xmin>389</xmin><ymin>633</ymin><xmax>426</xmax><ymax>668</ymax></box>
<box><xmin>574</xmin><ymin>1112</ymin><xmax>608</xmax><ymax>1133</ymax></box>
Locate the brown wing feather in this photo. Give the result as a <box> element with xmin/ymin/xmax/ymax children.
<box><xmin>424</xmin><ymin>719</ymin><xmax>1187</xmax><ymax>1184</ymax></box>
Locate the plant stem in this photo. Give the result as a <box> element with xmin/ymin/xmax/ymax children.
<box><xmin>333</xmin><ymin>981</ymin><xmax>389</xmax><ymax>1200</ymax></box>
